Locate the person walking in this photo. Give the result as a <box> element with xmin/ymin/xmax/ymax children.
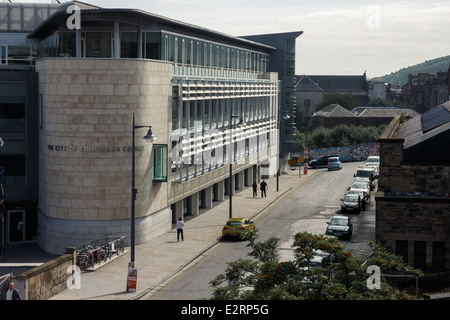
<box><xmin>260</xmin><ymin>180</ymin><xmax>268</xmax><ymax>198</ymax></box>
<box><xmin>176</xmin><ymin>217</ymin><xmax>184</xmax><ymax>241</ymax></box>
<box><xmin>6</xmin><ymin>282</ymin><xmax>21</xmax><ymax>300</ymax></box>
<box><xmin>252</xmin><ymin>181</ymin><xmax>258</xmax><ymax>198</ymax></box>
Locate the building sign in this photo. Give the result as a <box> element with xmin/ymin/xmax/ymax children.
<box><xmin>47</xmin><ymin>144</ymin><xmax>146</xmax><ymax>153</ymax></box>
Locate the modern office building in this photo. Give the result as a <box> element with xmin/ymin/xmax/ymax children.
<box><xmin>0</xmin><ymin>1</ymin><xmax>302</xmax><ymax>255</ymax></box>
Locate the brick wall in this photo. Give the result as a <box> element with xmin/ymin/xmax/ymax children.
<box><xmin>376</xmin><ymin>117</ymin><xmax>450</xmax><ymax>269</ymax></box>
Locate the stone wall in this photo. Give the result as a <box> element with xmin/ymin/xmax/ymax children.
<box><xmin>16</xmin><ymin>248</ymin><xmax>76</xmax><ymax>300</ymax></box>
<box><xmin>376</xmin><ymin>116</ymin><xmax>450</xmax><ymax>269</ymax></box>
<box><xmin>375</xmin><ymin>196</ymin><xmax>450</xmax><ymax>268</ymax></box>
<box><xmin>36</xmin><ymin>58</ymin><xmax>173</xmax><ymax>254</ymax></box>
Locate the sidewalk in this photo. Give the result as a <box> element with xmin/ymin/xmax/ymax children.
<box><xmin>49</xmin><ymin>168</ymin><xmax>319</xmax><ymax>300</ymax></box>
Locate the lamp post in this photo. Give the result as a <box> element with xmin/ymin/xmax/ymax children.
<box><xmin>130</xmin><ymin>113</ymin><xmax>156</xmax><ymax>264</ymax></box>
<box><xmin>229</xmin><ymin>114</ymin><xmax>245</xmax><ymax>219</ymax></box>
<box><xmin>276</xmin><ymin>112</ymin><xmax>290</xmax><ymax>192</ymax></box>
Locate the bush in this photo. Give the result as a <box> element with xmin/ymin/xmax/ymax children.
<box><xmin>295</xmin><ymin>124</ymin><xmax>386</xmax><ymax>149</ymax></box>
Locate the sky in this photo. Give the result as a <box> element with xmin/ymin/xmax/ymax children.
<box><xmin>18</xmin><ymin>0</ymin><xmax>450</xmax><ymax>78</ymax></box>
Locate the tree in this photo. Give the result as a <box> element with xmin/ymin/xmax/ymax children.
<box><xmin>209</xmin><ymin>230</ymin><xmax>421</xmax><ymax>300</ymax></box>
<box><xmin>294</xmin><ymin>124</ymin><xmax>386</xmax><ymax>150</ymax></box>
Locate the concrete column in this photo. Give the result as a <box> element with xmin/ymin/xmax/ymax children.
<box><xmin>188</xmin><ymin>193</ymin><xmax>199</xmax><ymax>216</ymax></box>
<box><xmin>245</xmin><ymin>167</ymin><xmax>252</xmax><ymax>186</ymax></box>
<box><xmin>75</xmin><ymin>29</ymin><xmax>81</xmax><ymax>57</ymax></box>
<box><xmin>227</xmin><ymin>175</ymin><xmax>235</xmax><ymax>195</ymax></box>
<box><xmin>214</xmin><ymin>181</ymin><xmax>224</xmax><ymax>201</ymax></box>
<box><xmin>114</xmin><ymin>20</ymin><xmax>120</xmax><ymax>58</ymax></box>
<box><xmin>201</xmin><ymin>186</ymin><xmax>213</xmax><ymax>209</ymax></box>
<box><xmin>172</xmin><ymin>201</ymin><xmax>184</xmax><ymax>223</ymax></box>
<box><xmin>137</xmin><ymin>24</ymin><xmax>143</xmax><ymax>59</ymax></box>
<box><xmin>236</xmin><ymin>171</ymin><xmax>244</xmax><ymax>190</ymax></box>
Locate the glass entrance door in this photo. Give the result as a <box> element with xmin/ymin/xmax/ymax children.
<box><xmin>8</xmin><ymin>210</ymin><xmax>25</xmax><ymax>243</ymax></box>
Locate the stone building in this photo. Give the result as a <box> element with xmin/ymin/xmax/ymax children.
<box><xmin>0</xmin><ymin>1</ymin><xmax>302</xmax><ymax>254</ymax></box>
<box><xmin>375</xmin><ymin>101</ymin><xmax>450</xmax><ymax>269</ymax></box>
<box><xmin>295</xmin><ymin>73</ymin><xmax>369</xmax><ymax>122</ymax></box>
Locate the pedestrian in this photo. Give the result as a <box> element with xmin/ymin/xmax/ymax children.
<box><xmin>177</xmin><ymin>217</ymin><xmax>184</xmax><ymax>241</ymax></box>
<box><xmin>6</xmin><ymin>282</ymin><xmax>21</xmax><ymax>300</ymax></box>
<box><xmin>252</xmin><ymin>181</ymin><xmax>258</xmax><ymax>198</ymax></box>
<box><xmin>260</xmin><ymin>180</ymin><xmax>268</xmax><ymax>198</ymax></box>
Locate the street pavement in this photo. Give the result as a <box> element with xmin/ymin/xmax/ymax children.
<box><xmin>7</xmin><ymin>165</ymin><xmax>375</xmax><ymax>300</ymax></box>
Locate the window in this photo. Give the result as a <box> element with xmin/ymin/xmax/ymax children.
<box><xmin>121</xmin><ymin>32</ymin><xmax>138</xmax><ymax>58</ymax></box>
<box><xmin>432</xmin><ymin>242</ymin><xmax>445</xmax><ymax>269</ymax></box>
<box><xmin>396</xmin><ymin>240</ymin><xmax>408</xmax><ymax>263</ymax></box>
<box><xmin>144</xmin><ymin>32</ymin><xmax>161</xmax><ymax>60</ymax></box>
<box><xmin>152</xmin><ymin>144</ymin><xmax>168</xmax><ymax>182</ymax></box>
<box><xmin>85</xmin><ymin>32</ymin><xmax>112</xmax><ymax>58</ymax></box>
<box><xmin>414</xmin><ymin>241</ymin><xmax>426</xmax><ymax>269</ymax></box>
<box><xmin>1</xmin><ymin>45</ymin><xmax>7</xmax><ymax>64</ymax></box>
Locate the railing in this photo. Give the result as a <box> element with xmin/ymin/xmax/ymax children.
<box><xmin>76</xmin><ymin>236</ymin><xmax>125</xmax><ymax>271</ymax></box>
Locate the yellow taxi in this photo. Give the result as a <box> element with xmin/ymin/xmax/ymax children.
<box><xmin>222</xmin><ymin>218</ymin><xmax>255</xmax><ymax>240</ymax></box>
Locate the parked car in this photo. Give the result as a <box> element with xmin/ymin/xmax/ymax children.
<box><xmin>366</xmin><ymin>156</ymin><xmax>380</xmax><ymax>165</ymax></box>
<box><xmin>327</xmin><ymin>156</ymin><xmax>342</xmax><ymax>171</ymax></box>
<box><xmin>354</xmin><ymin>167</ymin><xmax>376</xmax><ymax>190</ymax></box>
<box><xmin>365</xmin><ymin>156</ymin><xmax>380</xmax><ymax>177</ymax></box>
<box><xmin>309</xmin><ymin>154</ymin><xmax>338</xmax><ymax>168</ymax></box>
<box><xmin>222</xmin><ymin>218</ymin><xmax>255</xmax><ymax>240</ymax></box>
<box><xmin>341</xmin><ymin>193</ymin><xmax>363</xmax><ymax>214</ymax></box>
<box><xmin>325</xmin><ymin>215</ymin><xmax>353</xmax><ymax>240</ymax></box>
<box><xmin>350</xmin><ymin>181</ymin><xmax>370</xmax><ymax>196</ymax></box>
<box><xmin>347</xmin><ymin>189</ymin><xmax>369</xmax><ymax>208</ymax></box>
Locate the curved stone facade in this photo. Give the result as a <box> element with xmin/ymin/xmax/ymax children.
<box><xmin>36</xmin><ymin>58</ymin><xmax>172</xmax><ymax>254</ymax></box>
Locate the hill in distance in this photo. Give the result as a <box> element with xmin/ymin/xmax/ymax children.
<box><xmin>370</xmin><ymin>55</ymin><xmax>450</xmax><ymax>86</ymax></box>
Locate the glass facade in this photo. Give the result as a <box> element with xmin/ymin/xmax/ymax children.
<box><xmin>38</xmin><ymin>29</ymin><xmax>270</xmax><ymax>74</ymax></box>
<box><xmin>0</xmin><ymin>82</ymin><xmax>27</xmax><ymax>189</ymax></box>
<box><xmin>171</xmin><ymin>80</ymin><xmax>277</xmax><ymax>182</ymax></box>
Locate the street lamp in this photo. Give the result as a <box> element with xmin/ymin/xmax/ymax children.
<box><xmin>131</xmin><ymin>113</ymin><xmax>156</xmax><ymax>264</ymax></box>
<box><xmin>229</xmin><ymin>114</ymin><xmax>245</xmax><ymax>219</ymax></box>
<box><xmin>276</xmin><ymin>112</ymin><xmax>290</xmax><ymax>192</ymax></box>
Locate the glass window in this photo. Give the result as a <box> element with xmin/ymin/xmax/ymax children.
<box><xmin>414</xmin><ymin>241</ymin><xmax>426</xmax><ymax>269</ymax></box>
<box><xmin>172</xmin><ymin>85</ymin><xmax>179</xmax><ymax>131</ymax></box>
<box><xmin>1</xmin><ymin>45</ymin><xmax>6</xmax><ymax>64</ymax></box>
<box><xmin>144</xmin><ymin>32</ymin><xmax>161</xmax><ymax>60</ymax></box>
<box><xmin>7</xmin><ymin>45</ymin><xmax>31</xmax><ymax>65</ymax></box>
<box><xmin>152</xmin><ymin>144</ymin><xmax>168</xmax><ymax>182</ymax></box>
<box><xmin>121</xmin><ymin>32</ymin><xmax>138</xmax><ymax>58</ymax></box>
<box><xmin>432</xmin><ymin>242</ymin><xmax>445</xmax><ymax>269</ymax></box>
<box><xmin>60</xmin><ymin>32</ymin><xmax>76</xmax><ymax>57</ymax></box>
<box><xmin>85</xmin><ymin>32</ymin><xmax>112</xmax><ymax>57</ymax></box>
<box><xmin>0</xmin><ymin>83</ymin><xmax>26</xmax><ymax>130</ymax></box>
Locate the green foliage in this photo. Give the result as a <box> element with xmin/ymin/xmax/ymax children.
<box><xmin>209</xmin><ymin>231</ymin><xmax>422</xmax><ymax>300</ymax></box>
<box><xmin>294</xmin><ymin>124</ymin><xmax>386</xmax><ymax>149</ymax></box>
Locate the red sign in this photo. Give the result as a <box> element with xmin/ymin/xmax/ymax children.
<box><xmin>126</xmin><ymin>262</ymin><xmax>137</xmax><ymax>292</ymax></box>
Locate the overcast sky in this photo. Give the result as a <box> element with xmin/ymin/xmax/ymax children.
<box><xmin>21</xmin><ymin>0</ymin><xmax>450</xmax><ymax>78</ymax></box>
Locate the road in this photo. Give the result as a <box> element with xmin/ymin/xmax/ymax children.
<box><xmin>149</xmin><ymin>161</ymin><xmax>371</xmax><ymax>300</ymax></box>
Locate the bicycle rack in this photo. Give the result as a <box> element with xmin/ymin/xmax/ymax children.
<box><xmin>76</xmin><ymin>236</ymin><xmax>126</xmax><ymax>271</ymax></box>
